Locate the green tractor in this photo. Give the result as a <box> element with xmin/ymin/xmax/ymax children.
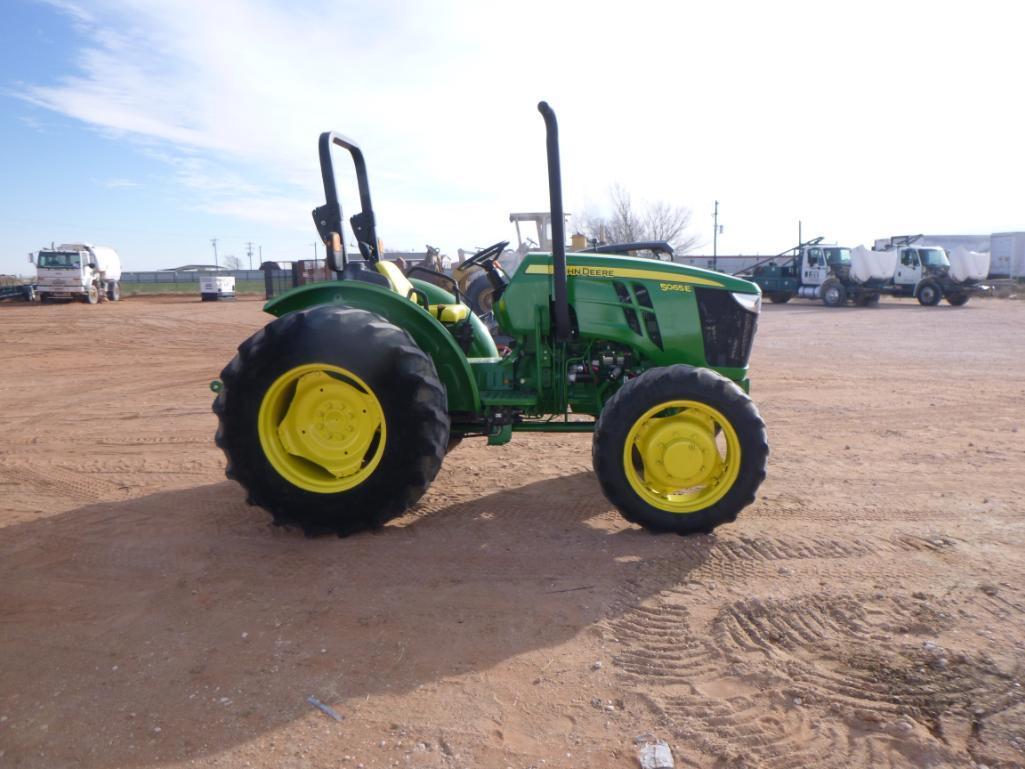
<box><xmin>212</xmin><ymin>103</ymin><xmax>768</xmax><ymax>537</ymax></box>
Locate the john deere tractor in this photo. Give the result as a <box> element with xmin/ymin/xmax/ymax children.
<box><xmin>212</xmin><ymin>103</ymin><xmax>768</xmax><ymax>537</ymax></box>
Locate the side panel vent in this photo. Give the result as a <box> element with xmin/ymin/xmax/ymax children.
<box><xmin>632</xmin><ymin>282</ymin><xmax>663</xmax><ymax>350</ymax></box>
<box><xmin>613</xmin><ymin>280</ymin><xmax>642</xmax><ymax>335</ymax></box>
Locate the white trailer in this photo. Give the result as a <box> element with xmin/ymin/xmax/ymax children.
<box><xmin>31</xmin><ymin>243</ymin><xmax>122</xmax><ymax>304</ymax></box>
<box><xmin>200</xmin><ymin>274</ymin><xmax>236</xmax><ymax>301</ymax></box>
<box><xmin>990</xmin><ymin>232</ymin><xmax>1025</xmax><ymax>278</ymax></box>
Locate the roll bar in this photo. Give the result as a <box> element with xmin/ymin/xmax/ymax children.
<box><xmin>312</xmin><ymin>132</ymin><xmax>381</xmax><ymax>273</ymax></box>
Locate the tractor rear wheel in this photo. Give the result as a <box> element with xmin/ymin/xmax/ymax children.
<box><xmin>213</xmin><ymin>305</ymin><xmax>449</xmax><ymax>536</ymax></box>
<box><xmin>592</xmin><ymin>365</ymin><xmax>768</xmax><ymax>535</ymax></box>
<box><xmin>465</xmin><ymin>273</ymin><xmax>495</xmax><ymax>316</ymax></box>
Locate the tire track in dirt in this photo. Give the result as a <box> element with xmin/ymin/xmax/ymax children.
<box><xmin>607</xmin><ymin>529</ymin><xmax>1025</xmax><ymax>768</ymax></box>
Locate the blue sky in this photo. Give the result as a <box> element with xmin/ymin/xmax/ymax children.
<box><xmin>2</xmin><ymin>0</ymin><xmax>1023</xmax><ymax>275</ymax></box>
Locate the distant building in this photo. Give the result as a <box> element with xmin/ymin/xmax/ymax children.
<box><xmin>163</xmin><ymin>264</ymin><xmax>222</xmax><ymax>272</ymax></box>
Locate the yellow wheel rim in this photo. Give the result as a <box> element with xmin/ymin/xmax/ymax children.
<box><xmin>623</xmin><ymin>399</ymin><xmax>741</xmax><ymax>514</ymax></box>
<box><xmin>257</xmin><ymin>363</ymin><xmax>386</xmax><ymax>493</ymax></box>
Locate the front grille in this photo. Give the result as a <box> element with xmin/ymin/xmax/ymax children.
<box><xmin>694</xmin><ymin>288</ymin><xmax>757</xmax><ymax>368</ymax></box>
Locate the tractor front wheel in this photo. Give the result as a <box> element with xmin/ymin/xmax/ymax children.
<box><xmin>592</xmin><ymin>365</ymin><xmax>768</xmax><ymax>535</ymax></box>
<box><xmin>213</xmin><ymin>305</ymin><xmax>449</xmax><ymax>535</ymax></box>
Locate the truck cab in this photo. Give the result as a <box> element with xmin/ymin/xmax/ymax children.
<box><xmin>32</xmin><ymin>244</ymin><xmax>122</xmax><ymax>304</ymax></box>
<box><xmin>893</xmin><ymin>246</ymin><xmax>949</xmax><ymax>289</ymax></box>
<box><xmin>800</xmin><ymin>245</ymin><xmax>851</xmax><ymax>287</ymax></box>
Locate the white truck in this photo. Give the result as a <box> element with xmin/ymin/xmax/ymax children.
<box><xmin>746</xmin><ymin>236</ymin><xmax>989</xmax><ymax>307</ymax></box>
<box><xmin>745</xmin><ymin>238</ymin><xmax>897</xmax><ymax>307</ymax></box>
<box><xmin>870</xmin><ymin>235</ymin><xmax>990</xmax><ymax>306</ymax></box>
<box><xmin>31</xmin><ymin>243</ymin><xmax>122</xmax><ymax>304</ymax></box>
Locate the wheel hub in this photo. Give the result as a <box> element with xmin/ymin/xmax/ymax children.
<box><xmin>275</xmin><ymin>371</ymin><xmax>380</xmax><ymax>479</ymax></box>
<box><xmin>637</xmin><ymin>415</ymin><xmax>719</xmax><ymax>491</ymax></box>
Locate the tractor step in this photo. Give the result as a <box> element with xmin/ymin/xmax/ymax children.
<box><xmin>480</xmin><ymin>389</ymin><xmax>538</xmax><ymax>406</ymax></box>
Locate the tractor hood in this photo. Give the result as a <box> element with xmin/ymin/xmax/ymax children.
<box><xmin>523</xmin><ymin>252</ymin><xmax>761</xmax><ymax>294</ymax></box>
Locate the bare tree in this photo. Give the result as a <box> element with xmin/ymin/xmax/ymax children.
<box><xmin>579</xmin><ymin>184</ymin><xmax>701</xmax><ymax>254</ymax></box>
<box><xmin>223</xmin><ymin>254</ymin><xmax>243</xmax><ymax>270</ymax></box>
<box><xmin>643</xmin><ymin>200</ymin><xmax>702</xmax><ymax>254</ymax></box>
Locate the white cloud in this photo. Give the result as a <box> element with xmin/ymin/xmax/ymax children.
<box><xmin>96</xmin><ymin>177</ymin><xmax>139</xmax><ymax>188</ymax></box>
<box><xmin>18</xmin><ymin>0</ymin><xmax>1025</xmax><ymax>257</ymax></box>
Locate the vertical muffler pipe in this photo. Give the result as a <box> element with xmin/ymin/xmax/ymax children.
<box><xmin>538</xmin><ymin>101</ymin><xmax>571</xmax><ymax>342</ymax></box>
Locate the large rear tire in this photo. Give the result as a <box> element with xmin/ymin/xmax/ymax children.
<box><xmin>592</xmin><ymin>365</ymin><xmax>768</xmax><ymax>535</ymax></box>
<box><xmin>465</xmin><ymin>273</ymin><xmax>495</xmax><ymax>317</ymax></box>
<box><xmin>107</xmin><ymin>281</ymin><xmax>121</xmax><ymax>301</ymax></box>
<box><xmin>213</xmin><ymin>305</ymin><xmax>449</xmax><ymax>535</ymax></box>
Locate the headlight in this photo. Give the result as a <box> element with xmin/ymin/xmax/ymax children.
<box><xmin>731</xmin><ymin>291</ymin><xmax>761</xmax><ymax>314</ymax></box>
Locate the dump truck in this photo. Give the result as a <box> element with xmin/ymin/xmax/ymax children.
<box><xmin>31</xmin><ymin>243</ymin><xmax>122</xmax><ymax>303</ymax></box>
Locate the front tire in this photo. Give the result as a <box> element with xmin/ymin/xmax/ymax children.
<box><xmin>213</xmin><ymin>305</ymin><xmax>449</xmax><ymax>535</ymax></box>
<box><xmin>768</xmin><ymin>293</ymin><xmax>792</xmax><ymax>304</ymax></box>
<box><xmin>593</xmin><ymin>365</ymin><xmax>768</xmax><ymax>535</ymax></box>
<box><xmin>821</xmin><ymin>280</ymin><xmax>846</xmax><ymax>307</ymax></box>
<box><xmin>917</xmin><ymin>281</ymin><xmax>942</xmax><ymax>306</ymax></box>
<box><xmin>85</xmin><ymin>283</ymin><xmax>99</xmax><ymax>304</ymax></box>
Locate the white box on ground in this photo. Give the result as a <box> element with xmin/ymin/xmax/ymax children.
<box><xmin>200</xmin><ymin>275</ymin><xmax>236</xmax><ymax>301</ymax></box>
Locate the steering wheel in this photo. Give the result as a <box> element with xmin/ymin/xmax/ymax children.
<box><xmin>462</xmin><ymin>240</ymin><xmax>509</xmax><ymax>270</ymax></box>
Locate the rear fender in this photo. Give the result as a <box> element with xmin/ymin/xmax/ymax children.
<box><xmin>264</xmin><ymin>281</ymin><xmax>480</xmax><ymax>413</ymax></box>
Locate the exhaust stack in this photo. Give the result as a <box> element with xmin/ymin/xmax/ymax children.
<box><xmin>538</xmin><ymin>101</ymin><xmax>570</xmax><ymax>342</ymax></box>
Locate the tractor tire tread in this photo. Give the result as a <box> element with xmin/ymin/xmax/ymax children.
<box><xmin>213</xmin><ymin>304</ymin><xmax>449</xmax><ymax>537</ymax></box>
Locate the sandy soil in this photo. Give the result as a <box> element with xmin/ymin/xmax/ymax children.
<box><xmin>1</xmin><ymin>295</ymin><xmax>1023</xmax><ymax>769</ymax></box>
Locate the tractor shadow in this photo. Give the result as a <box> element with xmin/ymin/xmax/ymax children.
<box><xmin>0</xmin><ymin>473</ymin><xmax>713</xmax><ymax>769</ymax></box>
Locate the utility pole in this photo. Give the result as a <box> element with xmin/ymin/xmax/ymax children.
<box><xmin>258</xmin><ymin>245</ymin><xmax>262</xmax><ymax>266</ymax></box>
<box><xmin>712</xmin><ymin>201</ymin><xmax>719</xmax><ymax>272</ymax></box>
<box><xmin>246</xmin><ymin>241</ymin><xmax>254</xmax><ymax>271</ymax></box>
<box><xmin>210</xmin><ymin>238</ymin><xmax>218</xmax><ymax>269</ymax></box>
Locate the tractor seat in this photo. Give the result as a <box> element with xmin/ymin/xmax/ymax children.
<box><xmin>375</xmin><ymin>261</ymin><xmax>470</xmax><ymax>324</ymax></box>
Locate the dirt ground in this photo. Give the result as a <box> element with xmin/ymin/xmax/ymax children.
<box><xmin>1</xmin><ymin>294</ymin><xmax>1023</xmax><ymax>769</ymax></box>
